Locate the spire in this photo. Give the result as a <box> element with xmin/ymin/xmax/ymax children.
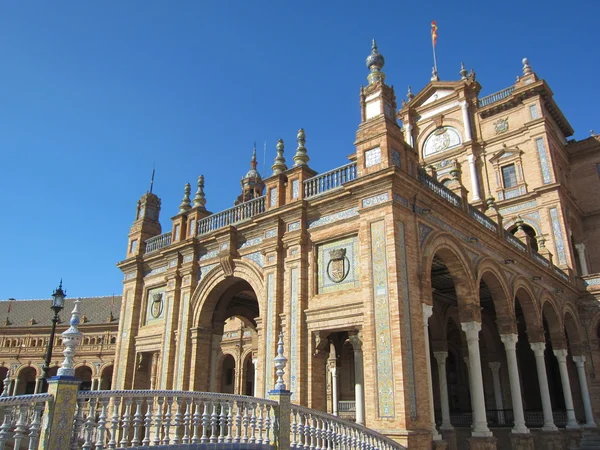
<box><xmin>271</xmin><ymin>139</ymin><xmax>287</xmax><ymax>175</ymax></box>
<box><xmin>179</xmin><ymin>183</ymin><xmax>191</xmax><ymax>213</ymax></box>
<box><xmin>236</xmin><ymin>144</ymin><xmax>265</xmax><ymax>204</ymax></box>
<box><xmin>293</xmin><ymin>128</ymin><xmax>309</xmax><ymax>167</ymax></box>
<box><xmin>366</xmin><ymin>39</ymin><xmax>386</xmax><ymax>85</ymax></box>
<box><xmin>460</xmin><ymin>62</ymin><xmax>468</xmax><ymax>80</ymax></box>
<box><xmin>406</xmin><ymin>85</ymin><xmax>414</xmax><ymax>101</ymax></box>
<box><xmin>251</xmin><ymin>143</ymin><xmax>258</xmax><ymax>170</ymax></box>
<box><xmin>522</xmin><ymin>57</ymin><xmax>532</xmax><ymax>76</ymax></box>
<box><xmin>149</xmin><ymin>164</ymin><xmax>155</xmax><ymax>193</ymax></box>
<box><xmin>193</xmin><ymin>175</ymin><xmax>207</xmax><ymax>209</ymax></box>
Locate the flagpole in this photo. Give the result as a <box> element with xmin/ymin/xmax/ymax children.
<box><xmin>432</xmin><ymin>39</ymin><xmax>438</xmax><ymax>75</ymax></box>
<box><xmin>431</xmin><ymin>20</ymin><xmax>439</xmax><ymax>79</ymax></box>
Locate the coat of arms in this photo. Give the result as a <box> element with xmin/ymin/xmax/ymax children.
<box><xmin>494</xmin><ymin>118</ymin><xmax>509</xmax><ymax>134</ymax></box>
<box><xmin>150</xmin><ymin>292</ymin><xmax>164</xmax><ymax>318</ymax></box>
<box><xmin>326</xmin><ymin>248</ymin><xmax>350</xmax><ymax>283</ymax></box>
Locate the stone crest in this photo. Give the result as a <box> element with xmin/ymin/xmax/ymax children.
<box><xmin>494</xmin><ymin>117</ymin><xmax>509</xmax><ymax>134</ymax></box>
<box><xmin>326</xmin><ymin>248</ymin><xmax>350</xmax><ymax>283</ymax></box>
<box><xmin>151</xmin><ymin>292</ymin><xmax>164</xmax><ymax>319</ymax></box>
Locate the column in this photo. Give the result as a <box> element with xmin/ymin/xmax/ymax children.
<box><xmin>467</xmin><ymin>154</ymin><xmax>481</xmax><ymax>201</ymax></box>
<box><xmin>34</xmin><ymin>377</ymin><xmax>42</xmax><ymax>394</ymax></box>
<box><xmin>405</xmin><ymin>122</ymin><xmax>414</xmax><ymax>148</ymax></box>
<box><xmin>252</xmin><ymin>358</ymin><xmax>258</xmax><ymax>397</ymax></box>
<box><xmin>434</xmin><ymin>351</ymin><xmax>453</xmax><ymax>430</ymax></box>
<box><xmin>460</xmin><ymin>321</ymin><xmax>492</xmax><ymax>437</ymax></box>
<box><xmin>460</xmin><ymin>100</ymin><xmax>472</xmax><ymax>141</ymax></box>
<box><xmin>330</xmin><ymin>366</ymin><xmax>339</xmax><ymax>416</ymax></box>
<box><xmin>572</xmin><ymin>356</ymin><xmax>597</xmax><ymax>428</ymax></box>
<box><xmin>12</xmin><ymin>378</ymin><xmax>19</xmax><ymax>396</ymax></box>
<box><xmin>575</xmin><ymin>243</ymin><xmax>589</xmax><ymax>276</ymax></box>
<box><xmin>423</xmin><ymin>305</ymin><xmax>442</xmax><ymax>440</ymax></box>
<box><xmin>209</xmin><ymin>335</ymin><xmax>220</xmax><ymax>392</ymax></box>
<box><xmin>500</xmin><ymin>334</ymin><xmax>529</xmax><ymax>434</ymax></box>
<box><xmin>530</xmin><ymin>342</ymin><xmax>558</xmax><ymax>431</ymax></box>
<box><xmin>553</xmin><ymin>349</ymin><xmax>579</xmax><ymax>428</ymax></box>
<box><xmin>488</xmin><ymin>362</ymin><xmax>505</xmax><ymax>425</ymax></box>
<box><xmin>348</xmin><ymin>333</ymin><xmax>365</xmax><ymax>426</ymax></box>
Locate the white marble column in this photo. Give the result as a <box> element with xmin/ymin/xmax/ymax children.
<box><xmin>423</xmin><ymin>305</ymin><xmax>442</xmax><ymax>440</ymax></box>
<box><xmin>575</xmin><ymin>243</ymin><xmax>589</xmax><ymax>276</ymax></box>
<box><xmin>460</xmin><ymin>101</ymin><xmax>472</xmax><ymax>141</ymax></box>
<box><xmin>572</xmin><ymin>356</ymin><xmax>597</xmax><ymax>428</ymax></box>
<box><xmin>434</xmin><ymin>351</ymin><xmax>453</xmax><ymax>430</ymax></box>
<box><xmin>349</xmin><ymin>334</ymin><xmax>365</xmax><ymax>426</ymax></box>
<box><xmin>467</xmin><ymin>154</ymin><xmax>481</xmax><ymax>201</ymax></box>
<box><xmin>330</xmin><ymin>366</ymin><xmax>339</xmax><ymax>416</ymax></box>
<box><xmin>252</xmin><ymin>358</ymin><xmax>258</xmax><ymax>397</ymax></box>
<box><xmin>461</xmin><ymin>321</ymin><xmax>492</xmax><ymax>437</ymax></box>
<box><xmin>405</xmin><ymin>122</ymin><xmax>414</xmax><ymax>148</ymax></box>
<box><xmin>34</xmin><ymin>377</ymin><xmax>42</xmax><ymax>394</ymax></box>
<box><xmin>553</xmin><ymin>349</ymin><xmax>579</xmax><ymax>429</ymax></box>
<box><xmin>12</xmin><ymin>379</ymin><xmax>19</xmax><ymax>396</ymax></box>
<box><xmin>500</xmin><ymin>334</ymin><xmax>529</xmax><ymax>434</ymax></box>
<box><xmin>489</xmin><ymin>362</ymin><xmax>505</xmax><ymax>425</ymax></box>
<box><xmin>530</xmin><ymin>342</ymin><xmax>558</xmax><ymax>431</ymax></box>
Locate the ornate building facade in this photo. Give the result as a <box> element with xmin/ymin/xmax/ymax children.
<box><xmin>3</xmin><ymin>42</ymin><xmax>600</xmax><ymax>450</ymax></box>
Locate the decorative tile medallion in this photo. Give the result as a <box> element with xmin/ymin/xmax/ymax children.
<box><xmin>290</xmin><ymin>267</ymin><xmax>299</xmax><ymax>400</ymax></box>
<box><xmin>264</xmin><ymin>273</ymin><xmax>275</xmax><ymax>393</ymax></box>
<box><xmin>494</xmin><ymin>117</ymin><xmax>509</xmax><ymax>134</ymax></box>
<box><xmin>288</xmin><ymin>221</ymin><xmax>301</xmax><ymax>232</ymax></box>
<box><xmin>243</xmin><ymin>251</ymin><xmax>264</xmax><ymax>267</ymax></box>
<box><xmin>549</xmin><ymin>207</ymin><xmax>567</xmax><ymax>265</ymax></box>
<box><xmin>365</xmin><ymin>147</ymin><xmax>382</xmax><ymax>167</ymax></box>
<box><xmin>145</xmin><ymin>286</ymin><xmax>167</xmax><ymax>324</ymax></box>
<box><xmin>308</xmin><ymin>207</ymin><xmax>359</xmax><ymax>229</ymax></box>
<box><xmin>397</xmin><ymin>221</ymin><xmax>416</xmax><ymax>418</ymax></box>
<box><xmin>317</xmin><ymin>236</ymin><xmax>359</xmax><ymax>294</ymax></box>
<box><xmin>362</xmin><ymin>192</ymin><xmax>389</xmax><ymax>208</ymax></box>
<box><xmin>370</xmin><ymin>220</ymin><xmax>395</xmax><ymax>418</ymax></box>
<box><xmin>536</xmin><ymin>138</ymin><xmax>553</xmax><ymax>184</ymax></box>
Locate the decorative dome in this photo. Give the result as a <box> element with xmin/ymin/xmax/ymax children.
<box><xmin>244</xmin><ymin>145</ymin><xmax>262</xmax><ymax>181</ymax></box>
<box><xmin>366</xmin><ymin>39</ymin><xmax>385</xmax><ymax>70</ymax></box>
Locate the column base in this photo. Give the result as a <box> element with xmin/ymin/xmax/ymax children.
<box><xmin>533</xmin><ymin>431</ymin><xmax>564</xmax><ymax>450</ymax></box>
<box><xmin>440</xmin><ymin>428</ymin><xmax>457</xmax><ymax>450</ymax></box>
<box><xmin>466</xmin><ymin>436</ymin><xmax>496</xmax><ymax>450</ymax></box>
<box><xmin>509</xmin><ymin>433</ymin><xmax>534</xmax><ymax>450</ymax></box>
<box><xmin>584</xmin><ymin>422</ymin><xmax>598</xmax><ymax>428</ymax></box>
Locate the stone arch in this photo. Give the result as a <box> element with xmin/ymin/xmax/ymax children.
<box><xmin>191</xmin><ymin>258</ymin><xmax>265</xmax><ymax>329</ymax></box>
<box><xmin>563</xmin><ymin>307</ymin><xmax>585</xmax><ymax>355</ymax></box>
<box><xmin>540</xmin><ymin>293</ymin><xmax>566</xmax><ymax>349</ymax></box>
<box><xmin>512</xmin><ymin>278</ymin><xmax>543</xmax><ymax>341</ymax></box>
<box><xmin>476</xmin><ymin>257</ymin><xmax>514</xmax><ymax>327</ymax></box>
<box><xmin>15</xmin><ymin>363</ymin><xmax>38</xmax><ymax>378</ymax></box>
<box><xmin>504</xmin><ymin>216</ymin><xmax>543</xmax><ymax>237</ymax></box>
<box><xmin>422</xmin><ymin>231</ymin><xmax>478</xmax><ymax>322</ymax></box>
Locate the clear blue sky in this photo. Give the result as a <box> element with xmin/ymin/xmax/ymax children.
<box><xmin>1</xmin><ymin>1</ymin><xmax>598</xmax><ymax>300</ymax></box>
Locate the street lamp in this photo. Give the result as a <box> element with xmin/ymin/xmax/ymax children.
<box><xmin>40</xmin><ymin>281</ymin><xmax>66</xmax><ymax>391</ymax></box>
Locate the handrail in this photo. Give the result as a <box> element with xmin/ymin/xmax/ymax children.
<box><xmin>468</xmin><ymin>205</ymin><xmax>497</xmax><ymax>233</ymax></box>
<box><xmin>478</xmin><ymin>86</ymin><xmax>515</xmax><ymax>107</ymax></box>
<box><xmin>417</xmin><ymin>167</ymin><xmax>461</xmax><ymax>208</ymax></box>
<box><xmin>145</xmin><ymin>232</ymin><xmax>172</xmax><ymax>254</ymax></box>
<box><xmin>304</xmin><ymin>162</ymin><xmax>357</xmax><ymax>198</ymax></box>
<box><xmin>197</xmin><ymin>196</ymin><xmax>266</xmax><ymax>236</ymax></box>
<box><xmin>0</xmin><ymin>393</ymin><xmax>50</xmax><ymax>449</ymax></box>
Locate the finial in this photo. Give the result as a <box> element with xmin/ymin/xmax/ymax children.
<box><xmin>293</xmin><ymin>128</ymin><xmax>309</xmax><ymax>167</ymax></box>
<box><xmin>590</xmin><ymin>130</ymin><xmax>595</xmax><ymax>136</ymax></box>
<box><xmin>149</xmin><ymin>164</ymin><xmax>155</xmax><ymax>194</ymax></box>
<box><xmin>179</xmin><ymin>183</ymin><xmax>192</xmax><ymax>213</ymax></box>
<box><xmin>460</xmin><ymin>62</ymin><xmax>468</xmax><ymax>80</ymax></box>
<box><xmin>250</xmin><ymin>143</ymin><xmax>258</xmax><ymax>170</ymax></box>
<box><xmin>365</xmin><ymin>39</ymin><xmax>385</xmax><ymax>85</ymax></box>
<box><xmin>57</xmin><ymin>298</ymin><xmax>83</xmax><ymax>378</ymax></box>
<box><xmin>193</xmin><ymin>175</ymin><xmax>207</xmax><ymax>209</ymax></box>
<box><xmin>522</xmin><ymin>58</ymin><xmax>532</xmax><ymax>76</ymax></box>
<box><xmin>431</xmin><ymin>67</ymin><xmax>439</xmax><ymax>82</ymax></box>
<box><xmin>406</xmin><ymin>85</ymin><xmax>414</xmax><ymax>101</ymax></box>
<box><xmin>273</xmin><ymin>331</ymin><xmax>288</xmax><ymax>391</ymax></box>
<box><xmin>271</xmin><ymin>139</ymin><xmax>288</xmax><ymax>176</ymax></box>
<box><xmin>515</xmin><ymin>215</ymin><xmax>524</xmax><ymax>230</ymax></box>
<box><xmin>2</xmin><ymin>370</ymin><xmax>10</xmax><ymax>396</ymax></box>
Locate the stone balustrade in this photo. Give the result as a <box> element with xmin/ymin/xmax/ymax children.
<box><xmin>145</xmin><ymin>232</ymin><xmax>172</xmax><ymax>254</ymax></box>
<box><xmin>197</xmin><ymin>196</ymin><xmax>266</xmax><ymax>236</ymax></box>
<box><xmin>478</xmin><ymin>86</ymin><xmax>515</xmax><ymax>107</ymax></box>
<box><xmin>0</xmin><ymin>393</ymin><xmax>50</xmax><ymax>449</ymax></box>
<box><xmin>303</xmin><ymin>162</ymin><xmax>357</xmax><ymax>198</ymax></box>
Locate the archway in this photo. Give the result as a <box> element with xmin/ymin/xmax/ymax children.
<box><xmin>75</xmin><ymin>365</ymin><xmax>93</xmax><ymax>391</ymax></box>
<box><xmin>100</xmin><ymin>365</ymin><xmax>114</xmax><ymax>390</ymax></box>
<box><xmin>16</xmin><ymin>367</ymin><xmax>37</xmax><ymax>395</ymax></box>
<box><xmin>220</xmin><ymin>354</ymin><xmax>235</xmax><ymax>394</ymax></box>
<box><xmin>509</xmin><ymin>224</ymin><xmax>538</xmax><ymax>252</ymax></box>
<box><xmin>242</xmin><ymin>353</ymin><xmax>255</xmax><ymax>396</ymax></box>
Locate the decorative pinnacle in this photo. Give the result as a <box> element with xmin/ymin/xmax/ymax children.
<box><xmin>179</xmin><ymin>183</ymin><xmax>192</xmax><ymax>213</ymax></box>
<box><xmin>522</xmin><ymin>58</ymin><xmax>532</xmax><ymax>76</ymax></box>
<box><xmin>193</xmin><ymin>175</ymin><xmax>207</xmax><ymax>209</ymax></box>
<box><xmin>273</xmin><ymin>331</ymin><xmax>288</xmax><ymax>391</ymax></box>
<box><xmin>460</xmin><ymin>62</ymin><xmax>468</xmax><ymax>80</ymax></box>
<box><xmin>366</xmin><ymin>39</ymin><xmax>385</xmax><ymax>85</ymax></box>
<box><xmin>293</xmin><ymin>128</ymin><xmax>309</xmax><ymax>167</ymax></box>
<box><xmin>271</xmin><ymin>139</ymin><xmax>287</xmax><ymax>176</ymax></box>
<box><xmin>406</xmin><ymin>85</ymin><xmax>414</xmax><ymax>101</ymax></box>
<box><xmin>251</xmin><ymin>143</ymin><xmax>258</xmax><ymax>170</ymax></box>
<box><xmin>515</xmin><ymin>215</ymin><xmax>525</xmax><ymax>230</ymax></box>
<box><xmin>57</xmin><ymin>298</ymin><xmax>83</xmax><ymax>378</ymax></box>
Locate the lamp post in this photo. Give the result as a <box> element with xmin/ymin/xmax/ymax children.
<box><xmin>40</xmin><ymin>281</ymin><xmax>66</xmax><ymax>392</ymax></box>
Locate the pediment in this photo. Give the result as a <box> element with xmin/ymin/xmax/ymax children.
<box><xmin>421</xmin><ymin>89</ymin><xmax>455</xmax><ymax>106</ymax></box>
<box><xmin>489</xmin><ymin>146</ymin><xmax>522</xmax><ymax>163</ymax></box>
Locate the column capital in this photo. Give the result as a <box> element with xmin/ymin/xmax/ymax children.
<box><xmin>530</xmin><ymin>341</ymin><xmax>546</xmax><ymax>355</ymax></box>
<box><xmin>329</xmin><ymin>366</ymin><xmax>337</xmax><ymax>376</ymax></box>
<box><xmin>575</xmin><ymin>242</ymin><xmax>586</xmax><ymax>251</ymax></box>
<box><xmin>461</xmin><ymin>321</ymin><xmax>482</xmax><ymax>339</ymax></box>
<box><xmin>572</xmin><ymin>355</ymin><xmax>586</xmax><ymax>368</ymax></box>
<box><xmin>459</xmin><ymin>100</ymin><xmax>468</xmax><ymax>108</ymax></box>
<box><xmin>488</xmin><ymin>361</ymin><xmax>501</xmax><ymax>373</ymax></box>
<box><xmin>553</xmin><ymin>348</ymin><xmax>569</xmax><ymax>362</ymax></box>
<box><xmin>433</xmin><ymin>351</ymin><xmax>448</xmax><ymax>363</ymax></box>
<box><xmin>500</xmin><ymin>333</ymin><xmax>518</xmax><ymax>349</ymax></box>
<box><xmin>348</xmin><ymin>331</ymin><xmax>363</xmax><ymax>351</ymax></box>
<box><xmin>467</xmin><ymin>153</ymin><xmax>477</xmax><ymax>164</ymax></box>
<box><xmin>422</xmin><ymin>303</ymin><xmax>433</xmax><ymax>322</ymax></box>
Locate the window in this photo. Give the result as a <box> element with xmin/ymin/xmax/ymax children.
<box><xmin>502</xmin><ymin>164</ymin><xmax>518</xmax><ymax>188</ymax></box>
<box><xmin>129</xmin><ymin>239</ymin><xmax>138</xmax><ymax>254</ymax></box>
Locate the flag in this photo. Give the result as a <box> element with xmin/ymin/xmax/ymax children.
<box><xmin>431</xmin><ymin>20</ymin><xmax>438</xmax><ymax>46</ymax></box>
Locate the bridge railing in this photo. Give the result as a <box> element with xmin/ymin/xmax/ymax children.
<box><xmin>0</xmin><ymin>393</ymin><xmax>51</xmax><ymax>449</ymax></box>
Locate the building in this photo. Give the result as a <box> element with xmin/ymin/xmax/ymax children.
<box><xmin>3</xmin><ymin>42</ymin><xmax>600</xmax><ymax>450</ymax></box>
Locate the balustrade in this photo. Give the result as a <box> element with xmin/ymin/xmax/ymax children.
<box><xmin>197</xmin><ymin>196</ymin><xmax>266</xmax><ymax>236</ymax></box>
<box><xmin>304</xmin><ymin>163</ymin><xmax>357</xmax><ymax>198</ymax></box>
<box><xmin>478</xmin><ymin>86</ymin><xmax>515</xmax><ymax>107</ymax></box>
<box><xmin>417</xmin><ymin>167</ymin><xmax>462</xmax><ymax>208</ymax></box>
<box><xmin>468</xmin><ymin>205</ymin><xmax>497</xmax><ymax>233</ymax></box>
<box><xmin>145</xmin><ymin>232</ymin><xmax>172</xmax><ymax>254</ymax></box>
<box><xmin>504</xmin><ymin>230</ymin><xmax>527</xmax><ymax>252</ymax></box>
<box><xmin>0</xmin><ymin>393</ymin><xmax>50</xmax><ymax>450</ymax></box>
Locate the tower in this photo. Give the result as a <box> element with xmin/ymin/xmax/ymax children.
<box><xmin>126</xmin><ymin>191</ymin><xmax>162</xmax><ymax>257</ymax></box>
<box><xmin>236</xmin><ymin>145</ymin><xmax>265</xmax><ymax>204</ymax></box>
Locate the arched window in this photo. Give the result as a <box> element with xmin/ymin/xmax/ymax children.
<box><xmin>509</xmin><ymin>224</ymin><xmax>538</xmax><ymax>252</ymax></box>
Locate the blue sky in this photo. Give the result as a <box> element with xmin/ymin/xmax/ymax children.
<box><xmin>1</xmin><ymin>1</ymin><xmax>598</xmax><ymax>299</ymax></box>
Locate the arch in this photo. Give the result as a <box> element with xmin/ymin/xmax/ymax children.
<box><xmin>417</xmin><ymin>118</ymin><xmax>466</xmax><ymax>158</ymax></box>
<box><xmin>512</xmin><ymin>277</ymin><xmax>543</xmax><ymax>339</ymax></box>
<box><xmin>191</xmin><ymin>259</ymin><xmax>265</xmax><ymax>329</ymax></box>
<box><xmin>563</xmin><ymin>307</ymin><xmax>585</xmax><ymax>355</ymax></box>
<box><xmin>15</xmin><ymin>363</ymin><xmax>38</xmax><ymax>378</ymax></box>
<box><xmin>504</xmin><ymin>216</ymin><xmax>543</xmax><ymax>238</ymax></box>
<box><xmin>540</xmin><ymin>294</ymin><xmax>566</xmax><ymax>349</ymax></box>
<box><xmin>220</xmin><ymin>354</ymin><xmax>236</xmax><ymax>394</ymax></box>
<box><xmin>476</xmin><ymin>257</ymin><xmax>514</xmax><ymax>322</ymax></box>
<box><xmin>100</xmin><ymin>364</ymin><xmax>114</xmax><ymax>390</ymax></box>
<box><xmin>75</xmin><ymin>365</ymin><xmax>93</xmax><ymax>391</ymax></box>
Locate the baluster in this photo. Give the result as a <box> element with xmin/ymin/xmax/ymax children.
<box><xmin>153</xmin><ymin>396</ymin><xmax>164</xmax><ymax>445</ymax></box>
<box><xmin>234</xmin><ymin>400</ymin><xmax>242</xmax><ymax>443</ymax></box>
<box><xmin>241</xmin><ymin>402</ymin><xmax>249</xmax><ymax>443</ymax></box>
<box><xmin>248</xmin><ymin>403</ymin><xmax>256</xmax><ymax>443</ymax></box>
<box><xmin>142</xmin><ymin>400</ymin><xmax>152</xmax><ymax>446</ymax></box>
<box><xmin>256</xmin><ymin>403</ymin><xmax>264</xmax><ymax>444</ymax></box>
<box><xmin>94</xmin><ymin>397</ymin><xmax>109</xmax><ymax>450</ymax></box>
<box><xmin>82</xmin><ymin>397</ymin><xmax>98</xmax><ymax>450</ymax></box>
<box><xmin>119</xmin><ymin>397</ymin><xmax>132</xmax><ymax>448</ymax></box>
<box><xmin>71</xmin><ymin>397</ymin><xmax>87</xmax><ymax>450</ymax></box>
<box><xmin>172</xmin><ymin>397</ymin><xmax>182</xmax><ymax>444</ymax></box>
<box><xmin>191</xmin><ymin>399</ymin><xmax>201</xmax><ymax>444</ymax></box>
<box><xmin>264</xmin><ymin>404</ymin><xmax>272</xmax><ymax>446</ymax></box>
<box><xmin>0</xmin><ymin>406</ymin><xmax>10</xmax><ymax>449</ymax></box>
<box><xmin>107</xmin><ymin>396</ymin><xmax>121</xmax><ymax>449</ymax></box>
<box><xmin>219</xmin><ymin>401</ymin><xmax>227</xmax><ymax>443</ymax></box>
<box><xmin>130</xmin><ymin>398</ymin><xmax>143</xmax><ymax>446</ymax></box>
<box><xmin>305</xmin><ymin>413</ymin><xmax>312</xmax><ymax>450</ymax></box>
<box><xmin>182</xmin><ymin>398</ymin><xmax>191</xmax><ymax>444</ymax></box>
<box><xmin>201</xmin><ymin>401</ymin><xmax>210</xmax><ymax>443</ymax></box>
<box><xmin>225</xmin><ymin>400</ymin><xmax>233</xmax><ymax>443</ymax></box>
<box><xmin>315</xmin><ymin>417</ymin><xmax>322</xmax><ymax>450</ymax></box>
<box><xmin>28</xmin><ymin>402</ymin><xmax>43</xmax><ymax>450</ymax></box>
<box><xmin>291</xmin><ymin>410</ymin><xmax>298</xmax><ymax>449</ymax></box>
<box><xmin>12</xmin><ymin>405</ymin><xmax>27</xmax><ymax>450</ymax></box>
<box><xmin>163</xmin><ymin>397</ymin><xmax>173</xmax><ymax>444</ymax></box>
<box><xmin>210</xmin><ymin>401</ymin><xmax>219</xmax><ymax>442</ymax></box>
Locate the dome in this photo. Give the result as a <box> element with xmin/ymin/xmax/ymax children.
<box><xmin>366</xmin><ymin>39</ymin><xmax>385</xmax><ymax>70</ymax></box>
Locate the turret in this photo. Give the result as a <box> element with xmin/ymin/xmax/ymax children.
<box><xmin>235</xmin><ymin>145</ymin><xmax>265</xmax><ymax>205</ymax></box>
<box><xmin>126</xmin><ymin>190</ymin><xmax>162</xmax><ymax>257</ymax></box>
